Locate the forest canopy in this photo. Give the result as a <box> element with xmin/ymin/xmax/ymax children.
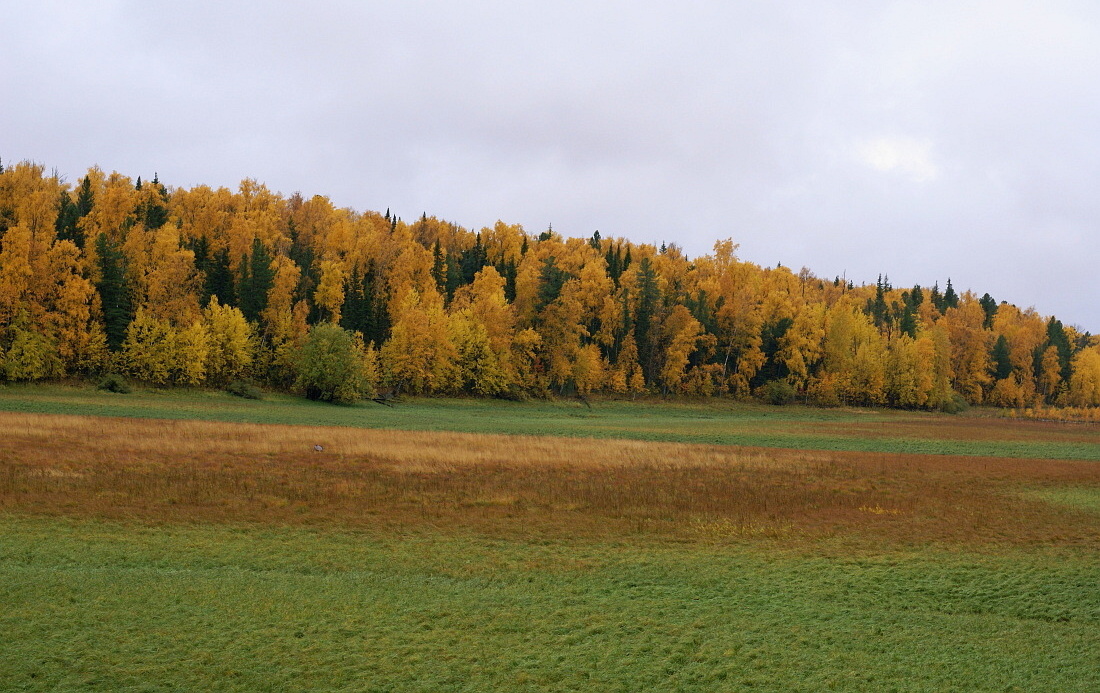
<box><xmin>1</xmin><ymin>159</ymin><xmax>1097</xmax><ymax>409</ymax></box>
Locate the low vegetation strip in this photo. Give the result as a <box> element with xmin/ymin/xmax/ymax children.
<box><xmin>2</xmin><ymin>384</ymin><xmax>1100</xmax><ymax>460</ymax></box>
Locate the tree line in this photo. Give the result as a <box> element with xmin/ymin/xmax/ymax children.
<box><xmin>1</xmin><ymin>159</ymin><xmax>1098</xmax><ymax>407</ymax></box>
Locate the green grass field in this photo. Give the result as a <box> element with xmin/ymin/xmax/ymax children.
<box><xmin>3</xmin><ymin>518</ymin><xmax>1098</xmax><ymax>692</ymax></box>
<box><xmin>2</xmin><ymin>383</ymin><xmax>1099</xmax><ymax>691</ymax></box>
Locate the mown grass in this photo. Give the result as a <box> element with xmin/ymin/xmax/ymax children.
<box><xmin>2</xmin><ymin>383</ymin><xmax>1100</xmax><ymax>460</ymax></box>
<box><xmin>2</xmin><ymin>517</ymin><xmax>1099</xmax><ymax>692</ymax></box>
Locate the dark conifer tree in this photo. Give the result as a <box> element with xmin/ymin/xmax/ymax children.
<box><xmin>869</xmin><ymin>274</ymin><xmax>888</xmax><ymax>328</ymax></box>
<box><xmin>908</xmin><ymin>285</ymin><xmax>924</xmax><ymax>309</ymax></box>
<box><xmin>633</xmin><ymin>257</ymin><xmax>661</xmax><ymax>384</ymax></box>
<box><xmin>899</xmin><ymin>304</ymin><xmax>918</xmax><ymax>339</ymax></box>
<box><xmin>685</xmin><ymin>289</ymin><xmax>716</xmax><ymax>336</ymax></box>
<box><xmin>1046</xmin><ymin>317</ymin><xmax>1074</xmax><ymax>384</ymax></box>
<box><xmin>458</xmin><ymin>233</ymin><xmax>488</xmax><ymax>285</ymax></box>
<box><xmin>942</xmin><ymin>278</ymin><xmax>959</xmax><ymax>310</ymax></box>
<box><xmin>535</xmin><ymin>256</ymin><xmax>569</xmax><ymax>313</ymax></box>
<box><xmin>930</xmin><ymin>282</ymin><xmax>943</xmax><ymax>312</ymax></box>
<box><xmin>136</xmin><ymin>173</ymin><xmax>169</xmax><ymax>229</ymax></box>
<box><xmin>991</xmin><ymin>335</ymin><xmax>1013</xmax><ymax>380</ymax></box>
<box><xmin>54</xmin><ymin>190</ymin><xmax>82</xmax><ymax>246</ymax></box>
<box><xmin>605</xmin><ymin>244</ymin><xmax>620</xmax><ymax>284</ymax></box>
<box><xmin>239</xmin><ymin>238</ymin><xmax>275</xmax><ymax>323</ymax></box>
<box><xmin>190</xmin><ymin>235</ymin><xmax>210</xmax><ymax>267</ymax></box>
<box><xmin>76</xmin><ymin>175</ymin><xmax>95</xmax><ymax>217</ymax></box>
<box><xmin>495</xmin><ymin>258</ymin><xmax>518</xmax><ymax>303</ymax></box>
<box><xmin>55</xmin><ymin>175</ymin><xmax>96</xmax><ymax>249</ymax></box>
<box><xmin>979</xmin><ymin>293</ymin><xmax>998</xmax><ymax>329</ymax></box>
<box><xmin>753</xmin><ymin>317</ymin><xmax>794</xmax><ymax>387</ymax></box>
<box><xmin>444</xmin><ymin>250</ymin><xmax>464</xmax><ymax>301</ymax></box>
<box><xmin>205</xmin><ymin>248</ymin><xmax>235</xmax><ymax>307</ymax></box>
<box><xmin>361</xmin><ymin>261</ymin><xmax>389</xmax><ymax>345</ymax></box>
<box><xmin>339</xmin><ymin>267</ymin><xmax>367</xmax><ymax>335</ymax></box>
<box><xmin>286</xmin><ymin>221</ymin><xmax>316</xmax><ymax>306</ymax></box>
<box><xmin>94</xmin><ymin>233</ymin><xmax>133</xmax><ymax>350</ymax></box>
<box><xmin>431</xmin><ymin>240</ymin><xmax>447</xmax><ymax>295</ymax></box>
<box><xmin>333</xmin><ymin>261</ymin><xmax>388</xmax><ymax>345</ymax></box>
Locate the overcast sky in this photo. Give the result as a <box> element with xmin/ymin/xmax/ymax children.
<box><xmin>4</xmin><ymin>1</ymin><xmax>1099</xmax><ymax>329</ymax></box>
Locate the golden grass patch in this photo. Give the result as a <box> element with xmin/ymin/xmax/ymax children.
<box><xmin>2</xmin><ymin>411</ymin><xmax>1099</xmax><ymax>547</ymax></box>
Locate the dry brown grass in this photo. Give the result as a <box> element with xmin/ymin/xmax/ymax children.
<box><xmin>2</xmin><ymin>411</ymin><xmax>1099</xmax><ymax>547</ymax></box>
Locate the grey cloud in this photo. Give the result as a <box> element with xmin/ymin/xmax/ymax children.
<box><xmin>3</xmin><ymin>0</ymin><xmax>1097</xmax><ymax>328</ymax></box>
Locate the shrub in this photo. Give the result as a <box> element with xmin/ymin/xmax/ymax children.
<box><xmin>495</xmin><ymin>384</ymin><xmax>530</xmax><ymax>402</ymax></box>
<box><xmin>2</xmin><ymin>315</ymin><xmax>63</xmax><ymax>382</ymax></box>
<box><xmin>96</xmin><ymin>374</ymin><xmax>132</xmax><ymax>394</ymax></box>
<box><xmin>806</xmin><ymin>376</ymin><xmax>840</xmax><ymax>407</ymax></box>
<box><xmin>226</xmin><ymin>380</ymin><xmax>263</xmax><ymax>400</ymax></box>
<box><xmin>762</xmin><ymin>380</ymin><xmax>796</xmax><ymax>406</ymax></box>
<box><xmin>295</xmin><ymin>323</ymin><xmax>373</xmax><ymax>404</ymax></box>
<box><xmin>936</xmin><ymin>390</ymin><xmax>969</xmax><ymax>414</ymax></box>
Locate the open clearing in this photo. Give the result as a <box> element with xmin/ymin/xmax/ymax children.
<box><xmin>1</xmin><ymin>387</ymin><xmax>1099</xmax><ymax>691</ymax></box>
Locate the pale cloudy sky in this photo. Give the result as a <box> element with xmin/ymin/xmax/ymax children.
<box><xmin>4</xmin><ymin>1</ymin><xmax>1099</xmax><ymax>329</ymax></box>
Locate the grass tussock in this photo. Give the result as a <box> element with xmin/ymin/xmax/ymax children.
<box><xmin>3</xmin><ymin>411</ymin><xmax>1099</xmax><ymax>547</ymax></box>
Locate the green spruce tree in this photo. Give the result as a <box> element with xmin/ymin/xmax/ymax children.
<box><xmin>239</xmin><ymin>238</ymin><xmax>275</xmax><ymax>323</ymax></box>
<box><xmin>94</xmin><ymin>233</ymin><xmax>133</xmax><ymax>351</ymax></box>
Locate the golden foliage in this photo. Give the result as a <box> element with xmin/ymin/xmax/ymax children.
<box><xmin>0</xmin><ymin>161</ymin><xmax>1096</xmax><ymax>414</ymax></box>
<box><xmin>203</xmin><ymin>298</ymin><xmax>254</xmax><ymax>385</ymax></box>
<box><xmin>380</xmin><ymin>287</ymin><xmax>458</xmax><ymax>393</ymax></box>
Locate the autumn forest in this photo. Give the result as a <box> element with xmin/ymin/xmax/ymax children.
<box><xmin>1</xmin><ymin>159</ymin><xmax>1098</xmax><ymax>409</ymax></box>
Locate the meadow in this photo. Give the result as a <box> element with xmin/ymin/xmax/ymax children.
<box><xmin>2</xmin><ymin>382</ymin><xmax>1100</xmax><ymax>460</ymax></box>
<box><xmin>1</xmin><ymin>385</ymin><xmax>1099</xmax><ymax>691</ymax></box>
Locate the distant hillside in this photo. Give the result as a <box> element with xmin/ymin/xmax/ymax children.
<box><xmin>1</xmin><ymin>160</ymin><xmax>1098</xmax><ymax>408</ymax></box>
